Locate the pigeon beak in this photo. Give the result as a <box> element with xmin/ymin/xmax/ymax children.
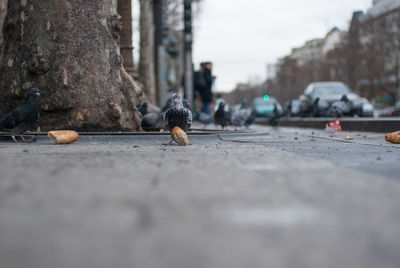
<box><xmin>35</xmin><ymin>93</ymin><xmax>40</xmax><ymax>97</ymax></box>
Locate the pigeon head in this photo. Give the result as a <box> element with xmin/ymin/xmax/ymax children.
<box><xmin>241</xmin><ymin>99</ymin><xmax>248</xmax><ymax>109</ymax></box>
<box><xmin>28</xmin><ymin>88</ymin><xmax>40</xmax><ymax>98</ymax></box>
<box><xmin>171</xmin><ymin>93</ymin><xmax>183</xmax><ymax>110</ymax></box>
<box><xmin>340</xmin><ymin>95</ymin><xmax>349</xmax><ymax>102</ymax></box>
<box><xmin>218</xmin><ymin>101</ymin><xmax>225</xmax><ymax>110</ymax></box>
<box><xmin>24</xmin><ymin>88</ymin><xmax>40</xmax><ymax>104</ymax></box>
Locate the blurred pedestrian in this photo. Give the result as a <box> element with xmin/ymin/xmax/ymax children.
<box><xmin>193</xmin><ymin>62</ymin><xmax>213</xmax><ymax>115</ymax></box>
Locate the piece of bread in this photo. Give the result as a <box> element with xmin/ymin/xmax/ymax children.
<box><xmin>171</xmin><ymin>126</ymin><xmax>189</xmax><ymax>146</ymax></box>
<box><xmin>48</xmin><ymin>130</ymin><xmax>79</xmax><ymax>144</ymax></box>
<box><xmin>385</xmin><ymin>131</ymin><xmax>400</xmax><ymax>144</ymax></box>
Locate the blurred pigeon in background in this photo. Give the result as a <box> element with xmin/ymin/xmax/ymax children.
<box><xmin>245</xmin><ymin>109</ymin><xmax>257</xmax><ymax>128</ymax></box>
<box><xmin>193</xmin><ymin>109</ymin><xmax>213</xmax><ymax>125</ymax></box>
<box><xmin>301</xmin><ymin>97</ymin><xmax>320</xmax><ymax>117</ymax></box>
<box><xmin>327</xmin><ymin>95</ymin><xmax>352</xmax><ymax>117</ymax></box>
<box><xmin>268</xmin><ymin>103</ymin><xmax>281</xmax><ymax>126</ymax></box>
<box><xmin>0</xmin><ymin>88</ymin><xmax>40</xmax><ymax>142</ymax></box>
<box><xmin>141</xmin><ymin>112</ymin><xmax>163</xmax><ymax>129</ymax></box>
<box><xmin>231</xmin><ymin>99</ymin><xmax>252</xmax><ymax>128</ymax></box>
<box><xmin>214</xmin><ymin>101</ymin><xmax>231</xmax><ymax>129</ymax></box>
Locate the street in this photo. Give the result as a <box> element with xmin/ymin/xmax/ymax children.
<box><xmin>0</xmin><ymin>126</ymin><xmax>400</xmax><ymax>268</ymax></box>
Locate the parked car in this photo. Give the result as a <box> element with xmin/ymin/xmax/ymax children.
<box><xmin>252</xmin><ymin>97</ymin><xmax>283</xmax><ymax>118</ymax></box>
<box><xmin>299</xmin><ymin>81</ymin><xmax>374</xmax><ymax>117</ymax></box>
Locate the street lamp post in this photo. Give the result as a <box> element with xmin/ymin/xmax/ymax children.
<box><xmin>183</xmin><ymin>0</ymin><xmax>193</xmax><ymax>107</ymax></box>
<box><xmin>154</xmin><ymin>0</ymin><xmax>167</xmax><ymax>107</ymax></box>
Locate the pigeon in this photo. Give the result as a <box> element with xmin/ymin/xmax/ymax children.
<box><xmin>245</xmin><ymin>109</ymin><xmax>257</xmax><ymax>128</ymax></box>
<box><xmin>326</xmin><ymin>95</ymin><xmax>352</xmax><ymax>117</ymax></box>
<box><xmin>163</xmin><ymin>93</ymin><xmax>192</xmax><ymax>133</ymax></box>
<box><xmin>161</xmin><ymin>96</ymin><xmax>192</xmax><ymax>115</ymax></box>
<box><xmin>214</xmin><ymin>101</ymin><xmax>231</xmax><ymax>129</ymax></box>
<box><xmin>231</xmin><ymin>99</ymin><xmax>252</xmax><ymax>128</ymax></box>
<box><xmin>0</xmin><ymin>88</ymin><xmax>40</xmax><ymax>142</ymax></box>
<box><xmin>193</xmin><ymin>109</ymin><xmax>213</xmax><ymax>125</ymax></box>
<box><xmin>139</xmin><ymin>101</ymin><xmax>161</xmax><ymax>116</ymax></box>
<box><xmin>138</xmin><ymin>102</ymin><xmax>149</xmax><ymax>116</ymax></box>
<box><xmin>141</xmin><ymin>112</ymin><xmax>163</xmax><ymax>129</ymax></box>
<box><xmin>269</xmin><ymin>103</ymin><xmax>281</xmax><ymax>126</ymax></box>
<box><xmin>301</xmin><ymin>97</ymin><xmax>320</xmax><ymax>117</ymax></box>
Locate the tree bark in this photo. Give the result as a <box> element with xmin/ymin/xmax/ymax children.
<box><xmin>117</xmin><ymin>0</ymin><xmax>135</xmax><ymax>74</ymax></box>
<box><xmin>0</xmin><ymin>0</ymin><xmax>7</xmax><ymax>42</ymax></box>
<box><xmin>0</xmin><ymin>0</ymin><xmax>143</xmax><ymax>131</ymax></box>
<box><xmin>138</xmin><ymin>0</ymin><xmax>156</xmax><ymax>105</ymax></box>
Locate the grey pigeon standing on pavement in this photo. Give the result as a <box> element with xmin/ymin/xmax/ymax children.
<box><xmin>0</xmin><ymin>88</ymin><xmax>40</xmax><ymax>142</ymax></box>
<box><xmin>231</xmin><ymin>99</ymin><xmax>252</xmax><ymax>128</ymax></box>
<box><xmin>214</xmin><ymin>101</ymin><xmax>231</xmax><ymax>129</ymax></box>
<box><xmin>163</xmin><ymin>93</ymin><xmax>192</xmax><ymax>133</ymax></box>
<box><xmin>245</xmin><ymin>109</ymin><xmax>257</xmax><ymax>128</ymax></box>
<box><xmin>193</xmin><ymin>109</ymin><xmax>213</xmax><ymax>125</ymax></box>
<box><xmin>327</xmin><ymin>95</ymin><xmax>352</xmax><ymax>117</ymax></box>
<box><xmin>141</xmin><ymin>112</ymin><xmax>163</xmax><ymax>129</ymax></box>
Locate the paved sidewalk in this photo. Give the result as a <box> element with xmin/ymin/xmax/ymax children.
<box><xmin>0</xmin><ymin>126</ymin><xmax>400</xmax><ymax>268</ymax></box>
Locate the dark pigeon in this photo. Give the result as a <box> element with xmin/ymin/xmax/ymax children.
<box><xmin>214</xmin><ymin>101</ymin><xmax>231</xmax><ymax>129</ymax></box>
<box><xmin>269</xmin><ymin>103</ymin><xmax>281</xmax><ymax>126</ymax></box>
<box><xmin>138</xmin><ymin>102</ymin><xmax>148</xmax><ymax>115</ymax></box>
<box><xmin>301</xmin><ymin>97</ymin><xmax>320</xmax><ymax>117</ymax></box>
<box><xmin>0</xmin><ymin>88</ymin><xmax>40</xmax><ymax>142</ymax></box>
<box><xmin>139</xmin><ymin>101</ymin><xmax>161</xmax><ymax>116</ymax></box>
<box><xmin>161</xmin><ymin>96</ymin><xmax>192</xmax><ymax>114</ymax></box>
<box><xmin>162</xmin><ymin>93</ymin><xmax>192</xmax><ymax>133</ymax></box>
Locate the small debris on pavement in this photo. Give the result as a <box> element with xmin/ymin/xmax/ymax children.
<box><xmin>345</xmin><ymin>136</ymin><xmax>353</xmax><ymax>141</ymax></box>
<box><xmin>326</xmin><ymin>121</ymin><xmax>342</xmax><ymax>133</ymax></box>
<box><xmin>385</xmin><ymin>131</ymin><xmax>400</xmax><ymax>144</ymax></box>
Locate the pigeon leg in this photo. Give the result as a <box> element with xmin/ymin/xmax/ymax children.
<box><xmin>167</xmin><ymin>139</ymin><xmax>176</xmax><ymax>145</ymax></box>
<box><xmin>162</xmin><ymin>139</ymin><xmax>177</xmax><ymax>146</ymax></box>
<box><xmin>11</xmin><ymin>135</ymin><xmax>18</xmax><ymax>143</ymax></box>
<box><xmin>19</xmin><ymin>135</ymin><xmax>33</xmax><ymax>143</ymax></box>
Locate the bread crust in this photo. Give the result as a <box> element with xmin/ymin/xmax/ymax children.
<box><xmin>171</xmin><ymin>126</ymin><xmax>189</xmax><ymax>146</ymax></box>
<box><xmin>48</xmin><ymin>130</ymin><xmax>79</xmax><ymax>144</ymax></box>
<box><xmin>385</xmin><ymin>131</ymin><xmax>400</xmax><ymax>144</ymax></box>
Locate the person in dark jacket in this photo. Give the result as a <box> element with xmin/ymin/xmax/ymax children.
<box><xmin>193</xmin><ymin>62</ymin><xmax>213</xmax><ymax>115</ymax></box>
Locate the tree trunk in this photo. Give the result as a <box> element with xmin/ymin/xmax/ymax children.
<box><xmin>117</xmin><ymin>0</ymin><xmax>135</xmax><ymax>74</ymax></box>
<box><xmin>139</xmin><ymin>0</ymin><xmax>156</xmax><ymax>105</ymax></box>
<box><xmin>0</xmin><ymin>0</ymin><xmax>7</xmax><ymax>42</ymax></box>
<box><xmin>0</xmin><ymin>0</ymin><xmax>143</xmax><ymax>131</ymax></box>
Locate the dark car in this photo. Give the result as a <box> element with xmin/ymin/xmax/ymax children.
<box><xmin>299</xmin><ymin>82</ymin><xmax>373</xmax><ymax>117</ymax></box>
<box><xmin>252</xmin><ymin>97</ymin><xmax>283</xmax><ymax>118</ymax></box>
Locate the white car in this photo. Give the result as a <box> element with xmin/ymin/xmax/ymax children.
<box><xmin>299</xmin><ymin>81</ymin><xmax>373</xmax><ymax>117</ymax></box>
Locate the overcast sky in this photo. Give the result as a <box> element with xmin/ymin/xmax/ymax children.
<box><xmin>192</xmin><ymin>0</ymin><xmax>372</xmax><ymax>92</ymax></box>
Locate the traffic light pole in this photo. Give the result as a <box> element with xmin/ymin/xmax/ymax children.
<box><xmin>183</xmin><ymin>0</ymin><xmax>193</xmax><ymax>107</ymax></box>
<box><xmin>154</xmin><ymin>0</ymin><xmax>167</xmax><ymax>107</ymax></box>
